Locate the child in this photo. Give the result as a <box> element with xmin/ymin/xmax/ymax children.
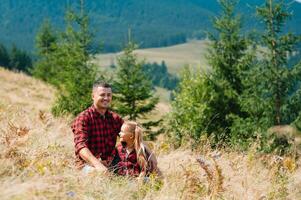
<box><xmin>109</xmin><ymin>121</ymin><xmax>160</xmax><ymax>179</ymax></box>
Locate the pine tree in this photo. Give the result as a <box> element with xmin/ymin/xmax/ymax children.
<box><xmin>113</xmin><ymin>41</ymin><xmax>159</xmax><ymax>121</ymax></box>
<box><xmin>31</xmin><ymin>19</ymin><xmax>57</xmax><ymax>82</ymax></box>
<box><xmin>257</xmin><ymin>0</ymin><xmax>301</xmax><ymax>125</ymax></box>
<box><xmin>50</xmin><ymin>1</ymin><xmax>98</xmax><ymax>116</ymax></box>
<box><xmin>36</xmin><ymin>19</ymin><xmax>57</xmax><ymax>56</ymax></box>
<box><xmin>229</xmin><ymin>0</ymin><xmax>301</xmax><ymax>152</ymax></box>
<box><xmin>205</xmin><ymin>0</ymin><xmax>254</xmax><ymax>137</ymax></box>
<box><xmin>236</xmin><ymin>0</ymin><xmax>301</xmax><ymax>134</ymax></box>
<box><xmin>32</xmin><ymin>0</ymin><xmax>99</xmax><ymax>116</ymax></box>
<box><xmin>168</xmin><ymin>0</ymin><xmax>253</xmax><ymax>145</ymax></box>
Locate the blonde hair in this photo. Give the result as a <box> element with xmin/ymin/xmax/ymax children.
<box><xmin>123</xmin><ymin>121</ymin><xmax>148</xmax><ymax>172</ymax></box>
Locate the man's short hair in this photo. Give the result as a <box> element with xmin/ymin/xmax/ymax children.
<box><xmin>92</xmin><ymin>82</ymin><xmax>112</xmax><ymax>91</ymax></box>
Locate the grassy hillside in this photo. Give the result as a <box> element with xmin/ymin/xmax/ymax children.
<box><xmin>95</xmin><ymin>40</ymin><xmax>209</xmax><ymax>75</ymax></box>
<box><xmin>1</xmin><ymin>68</ymin><xmax>301</xmax><ymax>199</ymax></box>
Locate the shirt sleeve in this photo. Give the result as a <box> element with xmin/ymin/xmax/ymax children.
<box><xmin>71</xmin><ymin>114</ymin><xmax>89</xmax><ymax>155</ymax></box>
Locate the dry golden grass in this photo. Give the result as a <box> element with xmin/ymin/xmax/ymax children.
<box><xmin>1</xmin><ymin>68</ymin><xmax>301</xmax><ymax>200</ymax></box>
<box><xmin>94</xmin><ymin>40</ymin><xmax>210</xmax><ymax>75</ymax></box>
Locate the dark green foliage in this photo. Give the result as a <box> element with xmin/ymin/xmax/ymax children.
<box><xmin>0</xmin><ymin>42</ymin><xmax>32</xmax><ymax>72</ymax></box>
<box><xmin>51</xmin><ymin>7</ymin><xmax>99</xmax><ymax>116</ymax></box>
<box><xmin>113</xmin><ymin>41</ymin><xmax>161</xmax><ymax>139</ymax></box>
<box><xmin>168</xmin><ymin>0</ymin><xmax>253</xmax><ymax>146</ymax></box>
<box><xmin>142</xmin><ymin>61</ymin><xmax>179</xmax><ymax>90</ymax></box>
<box><xmin>205</xmin><ymin>0</ymin><xmax>254</xmax><ymax>140</ymax></box>
<box><xmin>231</xmin><ymin>0</ymin><xmax>301</xmax><ymax>149</ymax></box>
<box><xmin>32</xmin><ymin>1</ymin><xmax>99</xmax><ymax>117</ymax></box>
<box><xmin>113</xmin><ymin>41</ymin><xmax>159</xmax><ymax>121</ymax></box>
<box><xmin>0</xmin><ymin>0</ymin><xmax>212</xmax><ymax>52</ymax></box>
<box><xmin>155</xmin><ymin>33</ymin><xmax>187</xmax><ymax>48</ymax></box>
<box><xmin>1</xmin><ymin>0</ymin><xmax>300</xmax><ymax>52</ymax></box>
<box><xmin>167</xmin><ymin>67</ymin><xmax>215</xmax><ymax>145</ymax></box>
<box><xmin>31</xmin><ymin>19</ymin><xmax>57</xmax><ymax>82</ymax></box>
<box><xmin>35</xmin><ymin>19</ymin><xmax>57</xmax><ymax>56</ymax></box>
<box><xmin>8</xmin><ymin>45</ymin><xmax>32</xmax><ymax>73</ymax></box>
<box><xmin>255</xmin><ymin>0</ymin><xmax>301</xmax><ymax>125</ymax></box>
<box><xmin>168</xmin><ymin>0</ymin><xmax>301</xmax><ymax>152</ymax></box>
<box><xmin>0</xmin><ymin>43</ymin><xmax>10</xmax><ymax>67</ymax></box>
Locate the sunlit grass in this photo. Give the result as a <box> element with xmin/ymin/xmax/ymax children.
<box><xmin>0</xmin><ymin>68</ymin><xmax>301</xmax><ymax>200</ymax></box>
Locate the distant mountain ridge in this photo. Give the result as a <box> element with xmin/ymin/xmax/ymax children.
<box><xmin>0</xmin><ymin>0</ymin><xmax>300</xmax><ymax>52</ymax></box>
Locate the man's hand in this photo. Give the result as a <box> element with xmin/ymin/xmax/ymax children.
<box><xmin>79</xmin><ymin>147</ymin><xmax>108</xmax><ymax>172</ymax></box>
<box><xmin>94</xmin><ymin>162</ymin><xmax>108</xmax><ymax>173</ymax></box>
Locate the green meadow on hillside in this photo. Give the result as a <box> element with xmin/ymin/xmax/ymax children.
<box><xmin>94</xmin><ymin>40</ymin><xmax>210</xmax><ymax>75</ymax></box>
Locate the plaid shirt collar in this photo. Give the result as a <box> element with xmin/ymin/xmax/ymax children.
<box><xmin>90</xmin><ymin>105</ymin><xmax>113</xmax><ymax>119</ymax></box>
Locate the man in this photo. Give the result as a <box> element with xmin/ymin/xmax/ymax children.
<box><xmin>71</xmin><ymin>82</ymin><xmax>157</xmax><ymax>173</ymax></box>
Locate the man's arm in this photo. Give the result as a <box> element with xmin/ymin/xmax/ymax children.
<box><xmin>79</xmin><ymin>148</ymin><xmax>107</xmax><ymax>171</ymax></box>
<box><xmin>72</xmin><ymin>114</ymin><xmax>107</xmax><ymax>171</ymax></box>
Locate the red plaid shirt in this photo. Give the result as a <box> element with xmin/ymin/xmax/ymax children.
<box><xmin>115</xmin><ymin>144</ymin><xmax>142</xmax><ymax>177</ymax></box>
<box><xmin>71</xmin><ymin>105</ymin><xmax>123</xmax><ymax>169</ymax></box>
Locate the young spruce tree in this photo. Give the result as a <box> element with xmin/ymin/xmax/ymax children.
<box><xmin>51</xmin><ymin>3</ymin><xmax>98</xmax><ymax>116</ymax></box>
<box><xmin>233</xmin><ymin>0</ymin><xmax>301</xmax><ymax>147</ymax></box>
<box><xmin>113</xmin><ymin>40</ymin><xmax>159</xmax><ymax>128</ymax></box>
<box><xmin>34</xmin><ymin>0</ymin><xmax>99</xmax><ymax>116</ymax></box>
<box><xmin>168</xmin><ymin>0</ymin><xmax>253</xmax><ymax>146</ymax></box>
<box><xmin>32</xmin><ymin>19</ymin><xmax>57</xmax><ymax>82</ymax></box>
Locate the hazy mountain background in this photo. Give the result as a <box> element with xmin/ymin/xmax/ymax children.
<box><xmin>0</xmin><ymin>0</ymin><xmax>300</xmax><ymax>52</ymax></box>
